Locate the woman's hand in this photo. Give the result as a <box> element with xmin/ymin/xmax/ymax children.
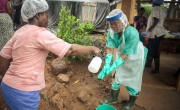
<box><xmin>92</xmin><ymin>46</ymin><xmax>101</xmax><ymax>56</ymax></box>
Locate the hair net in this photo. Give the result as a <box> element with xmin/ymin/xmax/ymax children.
<box><xmin>106</xmin><ymin>9</ymin><xmax>128</xmax><ymax>27</ymax></box>
<box><xmin>153</xmin><ymin>0</ymin><xmax>164</xmax><ymax>5</ymax></box>
<box><xmin>21</xmin><ymin>0</ymin><xmax>49</xmax><ymax>22</ymax></box>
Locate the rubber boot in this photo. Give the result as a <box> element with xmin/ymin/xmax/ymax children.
<box><xmin>121</xmin><ymin>95</ymin><xmax>137</xmax><ymax>110</ymax></box>
<box><xmin>151</xmin><ymin>58</ymin><xmax>159</xmax><ymax>74</ymax></box>
<box><xmin>102</xmin><ymin>89</ymin><xmax>120</xmax><ymax>104</ymax></box>
<box><xmin>145</xmin><ymin>57</ymin><xmax>153</xmax><ymax>68</ymax></box>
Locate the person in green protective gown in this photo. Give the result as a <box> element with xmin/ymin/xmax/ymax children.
<box><xmin>97</xmin><ymin>9</ymin><xmax>148</xmax><ymax>110</ymax></box>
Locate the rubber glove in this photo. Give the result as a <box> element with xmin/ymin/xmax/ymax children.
<box><xmin>141</xmin><ymin>31</ymin><xmax>149</xmax><ymax>37</ymax></box>
<box><xmin>97</xmin><ymin>53</ymin><xmax>113</xmax><ymax>79</ymax></box>
<box><xmin>106</xmin><ymin>56</ymin><xmax>124</xmax><ymax>75</ymax></box>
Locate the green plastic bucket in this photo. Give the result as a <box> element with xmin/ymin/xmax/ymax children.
<box><xmin>96</xmin><ymin>104</ymin><xmax>116</xmax><ymax>110</ymax></box>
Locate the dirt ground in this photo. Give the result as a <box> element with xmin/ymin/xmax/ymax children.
<box><xmin>137</xmin><ymin>52</ymin><xmax>180</xmax><ymax>110</ymax></box>
<box><xmin>0</xmin><ymin>56</ymin><xmax>147</xmax><ymax>110</ymax></box>
<box><xmin>0</xmin><ymin>37</ymin><xmax>180</xmax><ymax>110</ymax></box>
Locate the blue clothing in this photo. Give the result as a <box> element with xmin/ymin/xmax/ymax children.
<box><xmin>1</xmin><ymin>82</ymin><xmax>40</xmax><ymax>110</ymax></box>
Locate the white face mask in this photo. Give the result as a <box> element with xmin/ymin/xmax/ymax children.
<box><xmin>109</xmin><ymin>20</ymin><xmax>124</xmax><ymax>33</ymax></box>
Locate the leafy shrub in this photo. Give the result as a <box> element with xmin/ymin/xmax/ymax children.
<box><xmin>57</xmin><ymin>5</ymin><xmax>94</xmax><ymax>46</ymax></box>
<box><xmin>57</xmin><ymin>5</ymin><xmax>95</xmax><ymax>60</ymax></box>
<box><xmin>143</xmin><ymin>6</ymin><xmax>152</xmax><ymax>18</ymax></box>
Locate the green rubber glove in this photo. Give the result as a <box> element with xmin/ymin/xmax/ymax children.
<box><xmin>97</xmin><ymin>53</ymin><xmax>113</xmax><ymax>79</ymax></box>
<box><xmin>106</xmin><ymin>56</ymin><xmax>124</xmax><ymax>74</ymax></box>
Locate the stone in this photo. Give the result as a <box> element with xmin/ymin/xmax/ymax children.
<box><xmin>57</xmin><ymin>74</ymin><xmax>70</xmax><ymax>83</ymax></box>
<box><xmin>77</xmin><ymin>90</ymin><xmax>90</xmax><ymax>103</ymax></box>
<box><xmin>51</xmin><ymin>58</ymin><xmax>68</xmax><ymax>75</ymax></box>
<box><xmin>51</xmin><ymin>94</ymin><xmax>64</xmax><ymax>110</ymax></box>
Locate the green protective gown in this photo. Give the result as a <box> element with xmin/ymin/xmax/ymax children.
<box><xmin>106</xmin><ymin>26</ymin><xmax>140</xmax><ymax>55</ymax></box>
<box><xmin>106</xmin><ymin>26</ymin><xmax>148</xmax><ymax>92</ymax></box>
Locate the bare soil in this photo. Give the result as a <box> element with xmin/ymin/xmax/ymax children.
<box><xmin>0</xmin><ymin>56</ymin><xmax>147</xmax><ymax>110</ymax></box>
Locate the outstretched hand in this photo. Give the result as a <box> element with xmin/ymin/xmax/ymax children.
<box><xmin>92</xmin><ymin>46</ymin><xmax>101</xmax><ymax>56</ymax></box>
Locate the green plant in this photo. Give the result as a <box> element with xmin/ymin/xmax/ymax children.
<box><xmin>57</xmin><ymin>5</ymin><xmax>95</xmax><ymax>60</ymax></box>
<box><xmin>143</xmin><ymin>6</ymin><xmax>152</xmax><ymax>18</ymax></box>
<box><xmin>57</xmin><ymin>5</ymin><xmax>94</xmax><ymax>46</ymax></box>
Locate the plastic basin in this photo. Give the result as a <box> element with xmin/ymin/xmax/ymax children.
<box><xmin>96</xmin><ymin>104</ymin><xmax>116</xmax><ymax>110</ymax></box>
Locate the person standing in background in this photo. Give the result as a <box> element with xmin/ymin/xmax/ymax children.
<box><xmin>12</xmin><ymin>0</ymin><xmax>25</xmax><ymax>29</ymax></box>
<box><xmin>133</xmin><ymin>7</ymin><xmax>147</xmax><ymax>46</ymax></box>
<box><xmin>142</xmin><ymin>0</ymin><xmax>168</xmax><ymax>73</ymax></box>
<box><xmin>0</xmin><ymin>0</ymin><xmax>14</xmax><ymax>50</ymax></box>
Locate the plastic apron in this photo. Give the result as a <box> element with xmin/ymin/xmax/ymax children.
<box><xmin>114</xmin><ymin>35</ymin><xmax>145</xmax><ymax>91</ymax></box>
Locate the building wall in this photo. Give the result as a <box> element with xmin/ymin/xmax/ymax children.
<box><xmin>116</xmin><ymin>0</ymin><xmax>136</xmax><ymax>24</ymax></box>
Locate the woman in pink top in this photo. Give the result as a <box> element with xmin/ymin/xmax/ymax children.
<box><xmin>0</xmin><ymin>0</ymin><xmax>100</xmax><ymax>109</ymax></box>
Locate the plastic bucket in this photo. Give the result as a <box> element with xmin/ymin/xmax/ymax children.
<box><xmin>96</xmin><ymin>104</ymin><xmax>116</xmax><ymax>110</ymax></box>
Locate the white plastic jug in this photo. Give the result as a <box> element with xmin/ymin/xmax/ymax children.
<box><xmin>88</xmin><ymin>56</ymin><xmax>102</xmax><ymax>73</ymax></box>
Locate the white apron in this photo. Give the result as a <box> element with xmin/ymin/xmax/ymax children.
<box><xmin>114</xmin><ymin>35</ymin><xmax>145</xmax><ymax>91</ymax></box>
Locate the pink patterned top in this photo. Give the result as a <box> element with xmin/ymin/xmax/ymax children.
<box><xmin>0</xmin><ymin>24</ymin><xmax>71</xmax><ymax>91</ymax></box>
